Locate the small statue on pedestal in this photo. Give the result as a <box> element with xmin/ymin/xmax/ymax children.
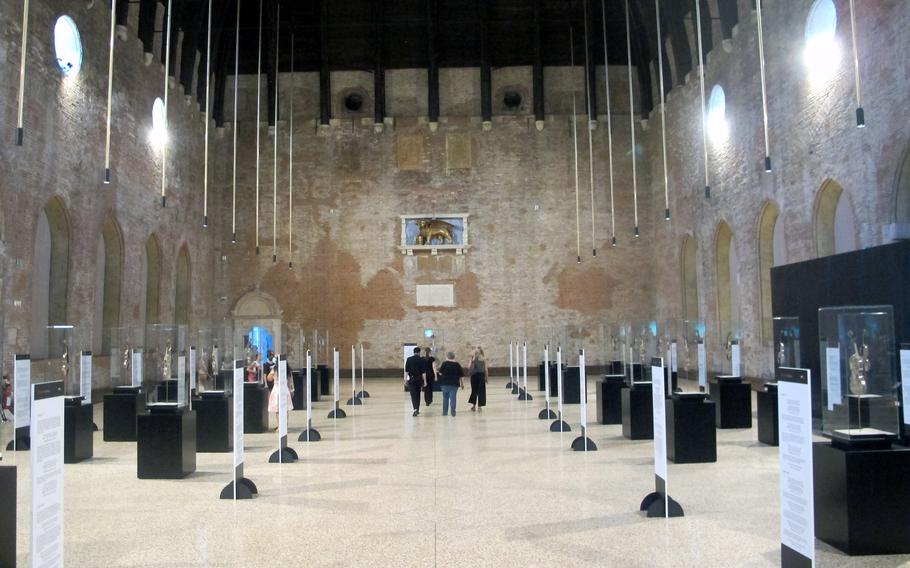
<box><xmin>162</xmin><ymin>341</ymin><xmax>173</xmax><ymax>380</ymax></box>
<box><xmin>61</xmin><ymin>338</ymin><xmax>70</xmax><ymax>379</ymax></box>
<box><xmin>848</xmin><ymin>330</ymin><xmax>870</xmax><ymax>396</ymax></box>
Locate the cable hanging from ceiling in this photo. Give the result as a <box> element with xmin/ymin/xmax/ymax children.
<box><xmin>654</xmin><ymin>0</ymin><xmax>670</xmax><ymax>221</ymax></box>
<box><xmin>570</xmin><ymin>26</ymin><xmax>582</xmax><ymax>264</ymax></box>
<box><xmin>272</xmin><ymin>3</ymin><xmax>280</xmax><ymax>263</ymax></box>
<box><xmin>694</xmin><ymin>0</ymin><xmax>710</xmax><ymax>198</ymax></box>
<box><xmin>202</xmin><ymin>0</ymin><xmax>213</xmax><ymax>227</ymax></box>
<box><xmin>160</xmin><ymin>0</ymin><xmax>174</xmax><ymax>207</ymax></box>
<box><xmin>15</xmin><ymin>0</ymin><xmax>30</xmax><ymax>145</ymax></box>
<box><xmin>600</xmin><ymin>0</ymin><xmax>617</xmax><ymax>248</ymax></box>
<box><xmin>103</xmin><ymin>0</ymin><xmax>117</xmax><ymax>183</ymax></box>
<box><xmin>255</xmin><ymin>0</ymin><xmax>263</xmax><ymax>255</ymax></box>
<box><xmin>288</xmin><ymin>32</ymin><xmax>295</xmax><ymax>269</ymax></box>
<box><xmin>756</xmin><ymin>0</ymin><xmax>772</xmax><ymax>172</ymax></box>
<box><xmin>848</xmin><ymin>0</ymin><xmax>865</xmax><ymax>127</ymax></box>
<box><xmin>582</xmin><ymin>0</ymin><xmax>597</xmax><ymax>257</ymax></box>
<box><xmin>624</xmin><ymin>0</ymin><xmax>639</xmax><ymax>238</ymax></box>
<box><xmin>231</xmin><ymin>0</ymin><xmax>241</xmax><ymax>244</ymax></box>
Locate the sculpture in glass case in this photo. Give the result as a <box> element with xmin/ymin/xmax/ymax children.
<box><xmin>162</xmin><ymin>340</ymin><xmax>173</xmax><ymax>380</ymax></box>
<box><xmin>61</xmin><ymin>338</ymin><xmax>70</xmax><ymax>378</ymax></box>
<box><xmin>847</xmin><ymin>330</ymin><xmax>870</xmax><ymax>396</ymax></box>
<box><xmin>122</xmin><ymin>342</ymin><xmax>131</xmax><ymax>375</ymax></box>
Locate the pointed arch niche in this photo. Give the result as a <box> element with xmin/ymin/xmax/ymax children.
<box><xmin>680</xmin><ymin>235</ymin><xmax>699</xmax><ymax>324</ymax></box>
<box><xmin>93</xmin><ymin>216</ymin><xmax>123</xmax><ymax>353</ymax></box>
<box><xmin>143</xmin><ymin>235</ymin><xmax>162</xmax><ymax>326</ymax></box>
<box><xmin>232</xmin><ymin>289</ymin><xmax>283</xmax><ymax>357</ymax></box>
<box><xmin>757</xmin><ymin>202</ymin><xmax>785</xmax><ymax>342</ymax></box>
<box><xmin>814</xmin><ymin>179</ymin><xmax>857</xmax><ymax>257</ymax></box>
<box><xmin>890</xmin><ymin>145</ymin><xmax>910</xmax><ymax>237</ymax></box>
<box><xmin>714</xmin><ymin>221</ymin><xmax>739</xmax><ymax>344</ymax></box>
<box><xmin>30</xmin><ymin>197</ymin><xmax>70</xmax><ymax>358</ymax></box>
<box><xmin>174</xmin><ymin>245</ymin><xmax>191</xmax><ymax>327</ymax></box>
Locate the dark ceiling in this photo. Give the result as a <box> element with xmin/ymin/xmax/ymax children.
<box><xmin>118</xmin><ymin>0</ymin><xmax>740</xmax><ymax>125</ymax></box>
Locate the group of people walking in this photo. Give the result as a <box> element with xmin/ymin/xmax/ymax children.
<box><xmin>405</xmin><ymin>346</ymin><xmax>487</xmax><ymax>417</ymax></box>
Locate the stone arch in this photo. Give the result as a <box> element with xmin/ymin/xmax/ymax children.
<box><xmin>714</xmin><ymin>221</ymin><xmax>735</xmax><ymax>344</ymax></box>
<box><xmin>144</xmin><ymin>234</ymin><xmax>162</xmax><ymax>325</ymax></box>
<box><xmin>680</xmin><ymin>235</ymin><xmax>699</xmax><ymax>324</ymax></box>
<box><xmin>93</xmin><ymin>215</ymin><xmax>123</xmax><ymax>353</ymax></box>
<box><xmin>892</xmin><ymin>144</ymin><xmax>910</xmax><ymax>225</ymax></box>
<box><xmin>757</xmin><ymin>201</ymin><xmax>782</xmax><ymax>342</ymax></box>
<box><xmin>174</xmin><ymin>244</ymin><xmax>191</xmax><ymax>326</ymax></box>
<box><xmin>814</xmin><ymin>179</ymin><xmax>857</xmax><ymax>257</ymax></box>
<box><xmin>30</xmin><ymin>196</ymin><xmax>70</xmax><ymax>358</ymax></box>
<box><xmin>232</xmin><ymin>289</ymin><xmax>284</xmax><ymax>358</ymax></box>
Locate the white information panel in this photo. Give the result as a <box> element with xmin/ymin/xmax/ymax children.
<box><xmin>233</xmin><ymin>361</ymin><xmax>244</xmax><ymax>469</ymax></box>
<box><xmin>697</xmin><ymin>343</ymin><xmax>707</xmax><ymax>389</ymax></box>
<box><xmin>731</xmin><ymin>344</ymin><xmax>742</xmax><ymax>377</ymax></box>
<box><xmin>131</xmin><ymin>350</ymin><xmax>143</xmax><ymax>388</ymax></box>
<box><xmin>79</xmin><ymin>352</ymin><xmax>92</xmax><ymax>405</ymax></box>
<box><xmin>30</xmin><ymin>380</ymin><xmax>65</xmax><ymax>568</ymax></box>
<box><xmin>651</xmin><ymin>358</ymin><xmax>668</xmax><ymax>481</ymax></box>
<box><xmin>278</xmin><ymin>358</ymin><xmax>289</xmax><ymax>438</ymax></box>
<box><xmin>14</xmin><ymin>355</ymin><xmax>31</xmax><ymax>429</ymax></box>
<box><xmin>351</xmin><ymin>346</ymin><xmax>357</xmax><ymax>401</ymax></box>
<box><xmin>670</xmin><ymin>342</ymin><xmax>678</xmax><ymax>373</ymax></box>
<box><xmin>333</xmin><ymin>348</ymin><xmax>340</xmax><ymax>402</ymax></box>
<box><xmin>556</xmin><ymin>347</ymin><xmax>564</xmax><ymax>417</ymax></box>
<box><xmin>177</xmin><ymin>355</ymin><xmax>186</xmax><ymax>407</ymax></box>
<box><xmin>189</xmin><ymin>347</ymin><xmax>197</xmax><ymax>392</ymax></box>
<box><xmin>306</xmin><ymin>351</ymin><xmax>313</xmax><ymax>426</ymax></box>
<box><xmin>523</xmin><ymin>343</ymin><xmax>528</xmax><ymax>391</ymax></box>
<box><xmin>777</xmin><ymin>367</ymin><xmax>815</xmax><ymax>567</ymax></box>
<box><xmin>901</xmin><ymin>349</ymin><xmax>910</xmax><ymax>426</ymax></box>
<box><xmin>824</xmin><ymin>347</ymin><xmax>841</xmax><ymax>411</ymax></box>
<box><xmin>509</xmin><ymin>341</ymin><xmax>514</xmax><ymax>383</ymax></box>
<box><xmin>578</xmin><ymin>350</ymin><xmax>587</xmax><ymax>428</ymax></box>
<box><xmin>544</xmin><ymin>346</ymin><xmax>550</xmax><ymax>404</ymax></box>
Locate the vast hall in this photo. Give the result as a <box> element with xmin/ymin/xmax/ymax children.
<box><xmin>1</xmin><ymin>0</ymin><xmax>909</xmax><ymax>566</ymax></box>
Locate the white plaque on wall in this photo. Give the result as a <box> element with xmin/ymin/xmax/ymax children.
<box><xmin>415</xmin><ymin>284</ymin><xmax>455</xmax><ymax>307</ymax></box>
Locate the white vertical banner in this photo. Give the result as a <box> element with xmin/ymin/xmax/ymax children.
<box><xmin>306</xmin><ymin>351</ymin><xmax>313</xmax><ymax>427</ymax></box>
<box><xmin>544</xmin><ymin>345</ymin><xmax>550</xmax><ymax>402</ymax></box>
<box><xmin>777</xmin><ymin>367</ymin><xmax>815</xmax><ymax>566</ymax></box>
<box><xmin>278</xmin><ymin>357</ymin><xmax>288</xmax><ymax>438</ymax></box>
<box><xmin>556</xmin><ymin>347</ymin><xmax>564</xmax><ymax>417</ymax></box>
<box><xmin>651</xmin><ymin>357</ymin><xmax>668</xmax><ymax>511</ymax></box>
<box><xmin>131</xmin><ymin>349</ymin><xmax>143</xmax><ymax>388</ymax></box>
<box><xmin>578</xmin><ymin>350</ymin><xmax>587</xmax><ymax>428</ymax></box>
<box><xmin>80</xmin><ymin>351</ymin><xmax>92</xmax><ymax>406</ymax></box>
<box><xmin>670</xmin><ymin>342</ymin><xmax>678</xmax><ymax>373</ymax></box>
<box><xmin>30</xmin><ymin>380</ymin><xmax>65</xmax><ymax>568</ymax></box>
<box><xmin>824</xmin><ymin>347</ymin><xmax>841</xmax><ymax>411</ymax></box>
<box><xmin>189</xmin><ymin>347</ymin><xmax>197</xmax><ymax>392</ymax></box>
<box><xmin>731</xmin><ymin>343</ymin><xmax>742</xmax><ymax>377</ymax></box>
<box><xmin>359</xmin><ymin>343</ymin><xmax>365</xmax><ymax>398</ymax></box>
<box><xmin>509</xmin><ymin>341</ymin><xmax>513</xmax><ymax>383</ymax></box>
<box><xmin>522</xmin><ymin>342</ymin><xmax>528</xmax><ymax>391</ymax></box>
<box><xmin>333</xmin><ymin>348</ymin><xmax>340</xmax><ymax>405</ymax></box>
<box><xmin>697</xmin><ymin>342</ymin><xmax>707</xmax><ymax>389</ymax></box>
<box><xmin>177</xmin><ymin>355</ymin><xmax>186</xmax><ymax>407</ymax></box>
<box><xmin>900</xmin><ymin>349</ymin><xmax>910</xmax><ymax>426</ymax></box>
<box><xmin>233</xmin><ymin>360</ymin><xmax>244</xmax><ymax>471</ymax></box>
<box><xmin>14</xmin><ymin>355</ymin><xmax>31</xmax><ymax>430</ymax></box>
<box><xmin>351</xmin><ymin>345</ymin><xmax>356</xmax><ymax>401</ymax></box>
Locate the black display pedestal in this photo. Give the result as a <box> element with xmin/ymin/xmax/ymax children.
<box><xmin>756</xmin><ymin>384</ymin><xmax>779</xmax><ymax>446</ymax></box>
<box><xmin>709</xmin><ymin>375</ymin><xmax>752</xmax><ymax>429</ymax></box>
<box><xmin>5</xmin><ymin>426</ymin><xmax>30</xmax><ymax>451</ymax></box>
<box><xmin>561</xmin><ymin>367</ymin><xmax>582</xmax><ymax>404</ymax></box>
<box><xmin>137</xmin><ymin>405</ymin><xmax>196</xmax><ymax>479</ymax></box>
<box><xmin>813</xmin><ymin>441</ymin><xmax>910</xmax><ymax>555</ymax></box>
<box><xmin>595</xmin><ymin>375</ymin><xmax>625</xmax><ymax>425</ymax></box>
<box><xmin>318</xmin><ymin>365</ymin><xmax>330</xmax><ymax>397</ymax></box>
<box><xmin>538</xmin><ymin>362</ymin><xmax>557</xmax><ymax>391</ymax></box>
<box><xmin>0</xmin><ymin>466</ymin><xmax>14</xmax><ymax>567</ymax></box>
<box><xmin>243</xmin><ymin>382</ymin><xmax>269</xmax><ymax>433</ymax></box>
<box><xmin>547</xmin><ymin>365</ymin><xmax>566</xmax><ymax>398</ymax></box>
<box><xmin>622</xmin><ymin>383</ymin><xmax>653</xmax><ymax>440</ymax></box>
<box><xmin>103</xmin><ymin>386</ymin><xmax>146</xmax><ymax>441</ymax></box>
<box><xmin>666</xmin><ymin>393</ymin><xmax>716</xmax><ymax>464</ymax></box>
<box><xmin>291</xmin><ymin>371</ymin><xmax>305</xmax><ymax>409</ymax></box>
<box><xmin>193</xmin><ymin>392</ymin><xmax>232</xmax><ymax>452</ymax></box>
<box><xmin>156</xmin><ymin>379</ymin><xmax>180</xmax><ymax>402</ymax></box>
<box><xmin>64</xmin><ymin>396</ymin><xmax>93</xmax><ymax>463</ymax></box>
<box><xmin>216</xmin><ymin>370</ymin><xmax>230</xmax><ymax>391</ymax></box>
<box><xmin>608</xmin><ymin>360</ymin><xmax>624</xmax><ymax>375</ymax></box>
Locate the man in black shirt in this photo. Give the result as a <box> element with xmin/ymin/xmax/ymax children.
<box><xmin>405</xmin><ymin>347</ymin><xmax>426</xmax><ymax>416</ymax></box>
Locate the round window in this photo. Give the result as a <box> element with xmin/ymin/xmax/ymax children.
<box><xmin>706</xmin><ymin>85</ymin><xmax>728</xmax><ymax>144</ymax></box>
<box><xmin>54</xmin><ymin>15</ymin><xmax>83</xmax><ymax>76</ymax></box>
<box><xmin>503</xmin><ymin>90</ymin><xmax>523</xmax><ymax>109</ymax></box>
<box><xmin>344</xmin><ymin>92</ymin><xmax>364</xmax><ymax>112</ymax></box>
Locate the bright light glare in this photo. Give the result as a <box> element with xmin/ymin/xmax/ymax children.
<box><xmin>54</xmin><ymin>16</ymin><xmax>83</xmax><ymax>76</ymax></box>
<box><xmin>150</xmin><ymin>98</ymin><xmax>167</xmax><ymax>148</ymax></box>
<box><xmin>707</xmin><ymin>85</ymin><xmax>728</xmax><ymax>145</ymax></box>
<box><xmin>804</xmin><ymin>0</ymin><xmax>839</xmax><ymax>86</ymax></box>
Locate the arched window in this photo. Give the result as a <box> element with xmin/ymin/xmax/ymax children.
<box><xmin>714</xmin><ymin>221</ymin><xmax>736</xmax><ymax>343</ymax></box>
<box><xmin>893</xmin><ymin>146</ymin><xmax>910</xmax><ymax>226</ymax></box>
<box><xmin>680</xmin><ymin>236</ymin><xmax>699</xmax><ymax>324</ymax></box>
<box><xmin>144</xmin><ymin>235</ymin><xmax>162</xmax><ymax>325</ymax></box>
<box><xmin>93</xmin><ymin>217</ymin><xmax>123</xmax><ymax>352</ymax></box>
<box><xmin>30</xmin><ymin>198</ymin><xmax>70</xmax><ymax>358</ymax></box>
<box><xmin>707</xmin><ymin>85</ymin><xmax>728</xmax><ymax>144</ymax></box>
<box><xmin>814</xmin><ymin>179</ymin><xmax>857</xmax><ymax>257</ymax></box>
<box><xmin>804</xmin><ymin>0</ymin><xmax>840</xmax><ymax>85</ymax></box>
<box><xmin>174</xmin><ymin>245</ymin><xmax>191</xmax><ymax>326</ymax></box>
<box><xmin>758</xmin><ymin>202</ymin><xmax>784</xmax><ymax>342</ymax></box>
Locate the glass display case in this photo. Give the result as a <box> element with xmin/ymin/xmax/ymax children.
<box><xmin>39</xmin><ymin>325</ymin><xmax>80</xmax><ymax>396</ymax></box>
<box><xmin>722</xmin><ymin>327</ymin><xmax>743</xmax><ymax>376</ymax></box>
<box><xmin>772</xmin><ymin>316</ymin><xmax>801</xmax><ymax>372</ymax></box>
<box><xmin>818</xmin><ymin>305</ymin><xmax>899</xmax><ymax>444</ymax></box>
<box><xmin>144</xmin><ymin>324</ymin><xmax>186</xmax><ymax>406</ymax></box>
<box><xmin>109</xmin><ymin>326</ymin><xmax>140</xmax><ymax>388</ymax></box>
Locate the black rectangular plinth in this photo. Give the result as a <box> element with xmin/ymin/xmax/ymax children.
<box><xmin>625</xmin><ymin>363</ymin><xmax>643</xmax><ymax>382</ymax></box>
<box><xmin>192</xmin><ymin>394</ymin><xmax>233</xmax><ymax>452</ymax></box>
<box><xmin>538</xmin><ymin>363</ymin><xmax>557</xmax><ymax>391</ymax></box>
<box><xmin>243</xmin><ymin>382</ymin><xmax>269</xmax><ymax>433</ymax></box>
<box><xmin>155</xmin><ymin>379</ymin><xmax>180</xmax><ymax>402</ymax></box>
<box><xmin>291</xmin><ymin>371</ymin><xmax>304</xmax><ymax>409</ymax></box>
<box><xmin>548</xmin><ymin>365</ymin><xmax>566</xmax><ymax>398</ymax></box>
<box><xmin>137</xmin><ymin>407</ymin><xmax>196</xmax><ymax>479</ymax></box>
<box><xmin>622</xmin><ymin>383</ymin><xmax>653</xmax><ymax>440</ymax></box>
<box><xmin>709</xmin><ymin>376</ymin><xmax>752</xmax><ymax>429</ymax></box>
<box><xmin>595</xmin><ymin>375</ymin><xmax>625</xmax><ymax>425</ymax></box>
<box><xmin>813</xmin><ymin>442</ymin><xmax>910</xmax><ymax>555</ymax></box>
<box><xmin>318</xmin><ymin>365</ymin><xmax>330</xmax><ymax>396</ymax></box>
<box><xmin>102</xmin><ymin>388</ymin><xmax>146</xmax><ymax>441</ymax></box>
<box><xmin>667</xmin><ymin>395</ymin><xmax>716</xmax><ymax>463</ymax></box>
<box><xmin>561</xmin><ymin>367</ymin><xmax>582</xmax><ymax>404</ymax></box>
<box><xmin>757</xmin><ymin>385</ymin><xmax>779</xmax><ymax>446</ymax></box>
<box><xmin>0</xmin><ymin>466</ymin><xmax>15</xmax><ymax>568</ymax></box>
<box><xmin>64</xmin><ymin>398</ymin><xmax>94</xmax><ymax>463</ymax></box>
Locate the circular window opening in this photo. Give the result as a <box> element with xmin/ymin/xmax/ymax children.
<box><xmin>150</xmin><ymin>97</ymin><xmax>167</xmax><ymax>147</ymax></box>
<box><xmin>54</xmin><ymin>15</ymin><xmax>83</xmax><ymax>76</ymax></box>
<box><xmin>344</xmin><ymin>92</ymin><xmax>364</xmax><ymax>112</ymax></box>
<box><xmin>804</xmin><ymin>0</ymin><xmax>839</xmax><ymax>83</ymax></box>
<box><xmin>503</xmin><ymin>91</ymin><xmax>523</xmax><ymax>109</ymax></box>
<box><xmin>706</xmin><ymin>85</ymin><xmax>728</xmax><ymax>144</ymax></box>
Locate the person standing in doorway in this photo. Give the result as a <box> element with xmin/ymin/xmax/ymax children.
<box><xmin>468</xmin><ymin>347</ymin><xmax>487</xmax><ymax>412</ymax></box>
<box><xmin>438</xmin><ymin>352</ymin><xmax>465</xmax><ymax>417</ymax></box>
<box><xmin>423</xmin><ymin>347</ymin><xmax>438</xmax><ymax>407</ymax></box>
<box><xmin>405</xmin><ymin>347</ymin><xmax>426</xmax><ymax>417</ymax></box>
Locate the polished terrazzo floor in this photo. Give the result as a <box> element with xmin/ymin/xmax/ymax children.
<box><xmin>3</xmin><ymin>377</ymin><xmax>909</xmax><ymax>567</ymax></box>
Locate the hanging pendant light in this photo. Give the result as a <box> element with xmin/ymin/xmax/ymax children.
<box><xmin>694</xmin><ymin>0</ymin><xmax>710</xmax><ymax>198</ymax></box>
<box><xmin>231</xmin><ymin>0</ymin><xmax>241</xmax><ymax>244</ymax></box>
<box><xmin>160</xmin><ymin>0</ymin><xmax>174</xmax><ymax>207</ymax></box>
<box><xmin>255</xmin><ymin>0</ymin><xmax>263</xmax><ymax>255</ymax></box>
<box><xmin>624</xmin><ymin>0</ymin><xmax>639</xmax><ymax>237</ymax></box>
<box><xmin>570</xmin><ymin>26</ymin><xmax>582</xmax><ymax>264</ymax></box>
<box><xmin>202</xmin><ymin>0</ymin><xmax>213</xmax><ymax>226</ymax></box>
<box><xmin>272</xmin><ymin>3</ymin><xmax>280</xmax><ymax>263</ymax></box>
<box><xmin>655</xmin><ymin>0</ymin><xmax>670</xmax><ymax>220</ymax></box>
<box><xmin>288</xmin><ymin>33</ymin><xmax>295</xmax><ymax>269</ymax></box>
<box><xmin>600</xmin><ymin>0</ymin><xmax>617</xmax><ymax>248</ymax></box>
<box><xmin>15</xmin><ymin>0</ymin><xmax>30</xmax><ymax>146</ymax></box>
<box><xmin>103</xmin><ymin>0</ymin><xmax>117</xmax><ymax>182</ymax></box>
<box><xmin>848</xmin><ymin>0</ymin><xmax>865</xmax><ymax>127</ymax></box>
<box><xmin>583</xmin><ymin>0</ymin><xmax>597</xmax><ymax>257</ymax></box>
<box><xmin>756</xmin><ymin>0</ymin><xmax>772</xmax><ymax>171</ymax></box>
